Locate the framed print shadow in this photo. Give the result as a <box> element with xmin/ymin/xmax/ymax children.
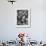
<box><xmin>16</xmin><ymin>8</ymin><xmax>31</xmax><ymax>28</ymax></box>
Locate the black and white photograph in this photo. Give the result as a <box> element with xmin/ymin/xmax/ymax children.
<box><xmin>16</xmin><ymin>8</ymin><xmax>31</xmax><ymax>28</ymax></box>
<box><xmin>17</xmin><ymin>10</ymin><xmax>28</xmax><ymax>25</ymax></box>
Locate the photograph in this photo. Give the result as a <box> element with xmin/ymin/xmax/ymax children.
<box><xmin>16</xmin><ymin>8</ymin><xmax>31</xmax><ymax>28</ymax></box>
<box><xmin>17</xmin><ymin>10</ymin><xmax>28</xmax><ymax>25</ymax></box>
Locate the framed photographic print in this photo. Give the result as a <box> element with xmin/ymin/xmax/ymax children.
<box><xmin>16</xmin><ymin>8</ymin><xmax>31</xmax><ymax>28</ymax></box>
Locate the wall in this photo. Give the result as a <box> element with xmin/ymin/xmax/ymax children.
<box><xmin>0</xmin><ymin>0</ymin><xmax>46</xmax><ymax>41</ymax></box>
